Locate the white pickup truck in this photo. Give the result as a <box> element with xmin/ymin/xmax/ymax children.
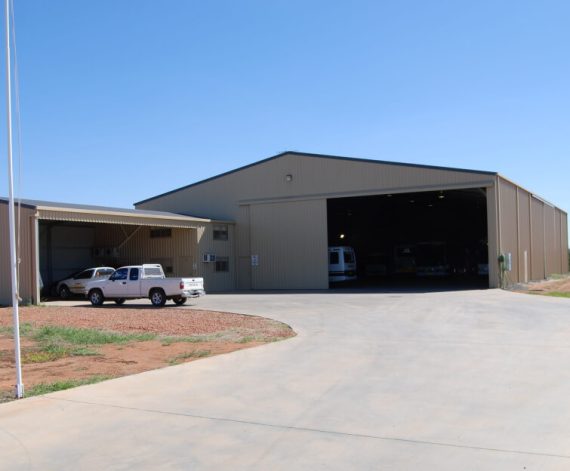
<box><xmin>84</xmin><ymin>264</ymin><xmax>205</xmax><ymax>307</ymax></box>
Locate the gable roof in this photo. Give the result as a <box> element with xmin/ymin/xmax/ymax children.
<box><xmin>135</xmin><ymin>151</ymin><xmax>497</xmax><ymax>206</ymax></box>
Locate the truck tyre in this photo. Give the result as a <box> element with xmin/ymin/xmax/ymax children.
<box><xmin>150</xmin><ymin>289</ymin><xmax>166</xmax><ymax>307</ymax></box>
<box><xmin>173</xmin><ymin>296</ymin><xmax>187</xmax><ymax>306</ymax></box>
<box><xmin>59</xmin><ymin>285</ymin><xmax>71</xmax><ymax>299</ymax></box>
<box><xmin>115</xmin><ymin>298</ymin><xmax>126</xmax><ymax>305</ymax></box>
<box><xmin>88</xmin><ymin>289</ymin><xmax>104</xmax><ymax>306</ymax></box>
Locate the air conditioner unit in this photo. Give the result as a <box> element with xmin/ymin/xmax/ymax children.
<box><xmin>202</xmin><ymin>253</ymin><xmax>216</xmax><ymax>263</ymax></box>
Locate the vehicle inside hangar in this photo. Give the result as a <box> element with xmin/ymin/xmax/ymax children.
<box><xmin>327</xmin><ymin>188</ymin><xmax>489</xmax><ymax>289</ymax></box>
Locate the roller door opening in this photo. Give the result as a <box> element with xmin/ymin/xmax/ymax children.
<box><xmin>327</xmin><ymin>188</ymin><xmax>489</xmax><ymax>291</ymax></box>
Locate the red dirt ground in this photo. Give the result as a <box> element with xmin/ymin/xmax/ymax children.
<box><xmin>0</xmin><ymin>306</ymin><xmax>295</xmax><ymax>400</ymax></box>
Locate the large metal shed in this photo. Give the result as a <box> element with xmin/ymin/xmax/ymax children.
<box><xmin>0</xmin><ymin>199</ymin><xmax>235</xmax><ymax>305</ymax></box>
<box><xmin>136</xmin><ymin>151</ymin><xmax>569</xmax><ymax>290</ymax></box>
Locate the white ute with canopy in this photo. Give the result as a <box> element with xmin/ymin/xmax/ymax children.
<box><xmin>84</xmin><ymin>264</ymin><xmax>205</xmax><ymax>307</ymax></box>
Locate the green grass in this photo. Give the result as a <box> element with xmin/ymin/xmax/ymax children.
<box><xmin>546</xmin><ymin>274</ymin><xmax>568</xmax><ymax>280</ymax></box>
<box><xmin>32</xmin><ymin>326</ymin><xmax>156</xmax><ymax>345</ymax></box>
<box><xmin>168</xmin><ymin>350</ymin><xmax>211</xmax><ymax>365</ymax></box>
<box><xmin>0</xmin><ymin>322</ymin><xmax>33</xmax><ymax>337</ymax></box>
<box><xmin>160</xmin><ymin>335</ymin><xmax>209</xmax><ymax>346</ymax></box>
<box><xmin>25</xmin><ymin>376</ymin><xmax>112</xmax><ymax>397</ymax></box>
<box><xmin>6</xmin><ymin>326</ymin><xmax>157</xmax><ymax>364</ymax></box>
<box><xmin>544</xmin><ymin>291</ymin><xmax>570</xmax><ymax>298</ymax></box>
<box><xmin>23</xmin><ymin>346</ymin><xmax>99</xmax><ymax>364</ymax></box>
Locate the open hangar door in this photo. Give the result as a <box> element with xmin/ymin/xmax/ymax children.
<box><xmin>327</xmin><ymin>188</ymin><xmax>489</xmax><ymax>290</ymax></box>
<box><xmin>38</xmin><ymin>220</ymin><xmax>199</xmax><ymax>297</ymax></box>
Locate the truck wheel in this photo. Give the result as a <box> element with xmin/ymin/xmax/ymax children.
<box><xmin>88</xmin><ymin>289</ymin><xmax>104</xmax><ymax>306</ymax></box>
<box><xmin>173</xmin><ymin>296</ymin><xmax>187</xmax><ymax>306</ymax></box>
<box><xmin>115</xmin><ymin>298</ymin><xmax>126</xmax><ymax>305</ymax></box>
<box><xmin>59</xmin><ymin>285</ymin><xmax>71</xmax><ymax>299</ymax></box>
<box><xmin>150</xmin><ymin>289</ymin><xmax>166</xmax><ymax>307</ymax></box>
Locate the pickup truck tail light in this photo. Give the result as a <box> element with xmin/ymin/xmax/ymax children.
<box><xmin>180</xmin><ymin>281</ymin><xmax>185</xmax><ymax>289</ymax></box>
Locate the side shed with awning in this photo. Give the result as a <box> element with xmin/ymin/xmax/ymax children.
<box><xmin>0</xmin><ymin>198</ymin><xmax>235</xmax><ymax>305</ymax></box>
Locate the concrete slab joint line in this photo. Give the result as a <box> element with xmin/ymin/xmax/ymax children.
<box><xmin>44</xmin><ymin>396</ymin><xmax>570</xmax><ymax>461</ymax></box>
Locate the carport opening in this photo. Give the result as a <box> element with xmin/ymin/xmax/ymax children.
<box><xmin>38</xmin><ymin>221</ymin><xmax>198</xmax><ymax>297</ymax></box>
<box><xmin>326</xmin><ymin>188</ymin><xmax>489</xmax><ymax>290</ymax></box>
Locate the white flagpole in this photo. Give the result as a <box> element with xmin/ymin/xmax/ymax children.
<box><xmin>5</xmin><ymin>0</ymin><xmax>23</xmax><ymax>399</ymax></box>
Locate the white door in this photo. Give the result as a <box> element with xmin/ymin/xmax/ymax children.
<box><xmin>126</xmin><ymin>267</ymin><xmax>141</xmax><ymax>297</ymax></box>
<box><xmin>104</xmin><ymin>268</ymin><xmax>129</xmax><ymax>297</ymax></box>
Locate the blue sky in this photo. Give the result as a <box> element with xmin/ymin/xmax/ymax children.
<box><xmin>0</xmin><ymin>0</ymin><xmax>568</xmax><ymax>213</ymax></box>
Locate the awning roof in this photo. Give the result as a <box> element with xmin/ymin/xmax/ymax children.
<box><xmin>0</xmin><ymin>198</ymin><xmax>214</xmax><ymax>229</ymax></box>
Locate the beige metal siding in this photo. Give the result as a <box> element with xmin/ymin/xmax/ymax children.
<box><xmin>0</xmin><ymin>204</ymin><xmax>37</xmax><ymax>305</ymax></box>
<box><xmin>517</xmin><ymin>190</ymin><xmax>531</xmax><ymax>282</ymax></box>
<box><xmin>562</xmin><ymin>212</ymin><xmax>569</xmax><ymax>273</ymax></box>
<box><xmin>137</xmin><ymin>153</ymin><xmax>494</xmax><ymax>222</ymax></box>
<box><xmin>486</xmin><ymin>185</ymin><xmax>499</xmax><ymax>288</ymax></box>
<box><xmin>195</xmin><ymin>223</ymin><xmax>236</xmax><ymax>291</ymax></box>
<box><xmin>93</xmin><ymin>224</ymin><xmax>200</xmax><ymax>277</ymax></box>
<box><xmin>249</xmin><ymin>199</ymin><xmax>328</xmax><ymax>289</ymax></box>
<box><xmin>544</xmin><ymin>205</ymin><xmax>557</xmax><ymax>276</ymax></box>
<box><xmin>554</xmin><ymin>209</ymin><xmax>562</xmax><ymax>274</ymax></box>
<box><xmin>494</xmin><ymin>178</ymin><xmax>567</xmax><ymax>285</ymax></box>
<box><xmin>236</xmin><ymin>205</ymin><xmax>251</xmax><ymax>289</ymax></box>
<box><xmin>530</xmin><ymin>198</ymin><xmax>545</xmax><ymax>280</ymax></box>
<box><xmin>498</xmin><ymin>178</ymin><xmax>519</xmax><ymax>283</ymax></box>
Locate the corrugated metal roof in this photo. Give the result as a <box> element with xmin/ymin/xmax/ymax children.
<box><xmin>0</xmin><ymin>197</ymin><xmax>215</xmax><ymax>225</ymax></box>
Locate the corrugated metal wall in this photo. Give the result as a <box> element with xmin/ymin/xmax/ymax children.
<box><xmin>236</xmin><ymin>205</ymin><xmax>251</xmax><ymax>290</ymax></box>
<box><xmin>560</xmin><ymin>211</ymin><xmax>569</xmax><ymax>273</ymax></box>
<box><xmin>486</xmin><ymin>186</ymin><xmax>499</xmax><ymax>288</ymax></box>
<box><xmin>544</xmin><ymin>205</ymin><xmax>557</xmax><ymax>276</ymax></box>
<box><xmin>530</xmin><ymin>197</ymin><xmax>546</xmax><ymax>281</ymax></box>
<box><xmin>137</xmin><ymin>153</ymin><xmax>495</xmax><ymax>221</ymax></box>
<box><xmin>249</xmin><ymin>199</ymin><xmax>328</xmax><ymax>289</ymax></box>
<box><xmin>196</xmin><ymin>223</ymin><xmax>236</xmax><ymax>291</ymax></box>
<box><xmin>94</xmin><ymin>224</ymin><xmax>199</xmax><ymax>276</ymax></box>
<box><xmin>498</xmin><ymin>179</ymin><xmax>519</xmax><ymax>283</ymax></box>
<box><xmin>497</xmin><ymin>177</ymin><xmax>568</xmax><ymax>285</ymax></box>
<box><xmin>0</xmin><ymin>204</ymin><xmax>37</xmax><ymax>305</ymax></box>
<box><xmin>517</xmin><ymin>190</ymin><xmax>531</xmax><ymax>282</ymax></box>
<box><xmin>40</xmin><ymin>224</ymin><xmax>96</xmax><ymax>286</ymax></box>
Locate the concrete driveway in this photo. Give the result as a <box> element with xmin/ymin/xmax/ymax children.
<box><xmin>2</xmin><ymin>289</ymin><xmax>570</xmax><ymax>470</ymax></box>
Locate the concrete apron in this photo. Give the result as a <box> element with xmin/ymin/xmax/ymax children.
<box><xmin>2</xmin><ymin>289</ymin><xmax>570</xmax><ymax>470</ymax></box>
